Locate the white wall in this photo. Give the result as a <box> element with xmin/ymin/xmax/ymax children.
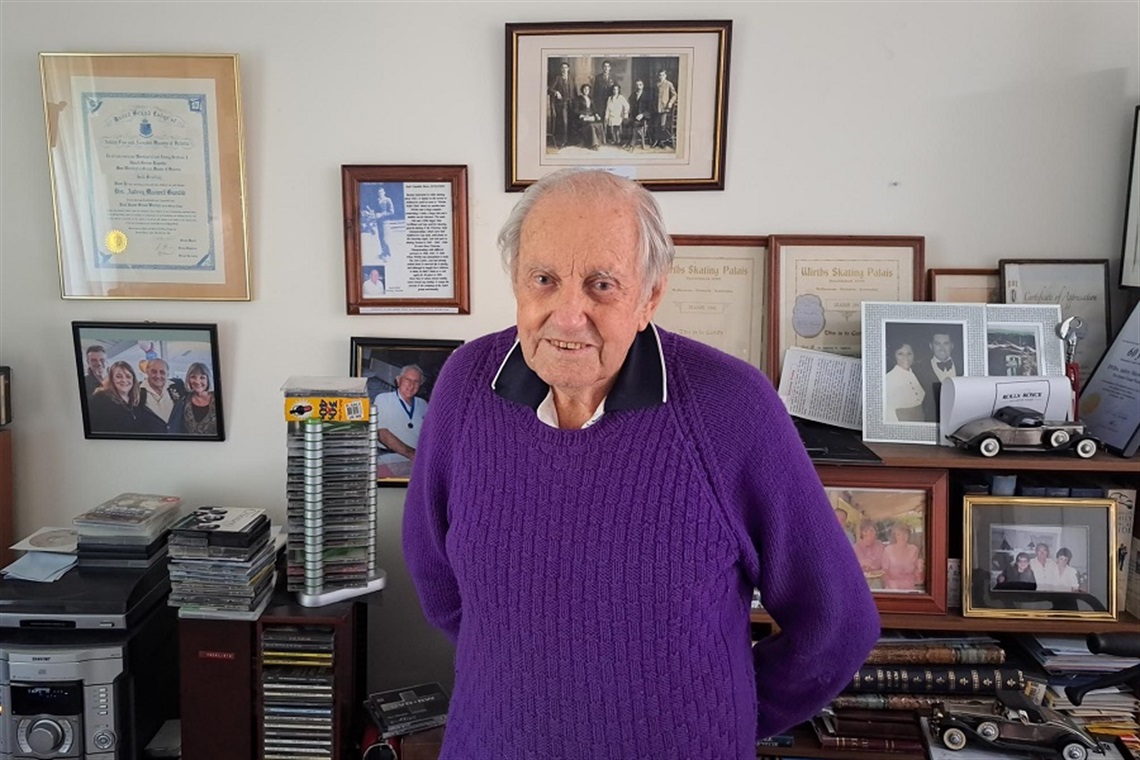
<box><xmin>1</xmin><ymin>1</ymin><xmax>1137</xmax><ymax>692</ymax></box>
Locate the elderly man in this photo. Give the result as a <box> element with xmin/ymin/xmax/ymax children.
<box><xmin>137</xmin><ymin>357</ymin><xmax>175</xmax><ymax>431</ymax></box>
<box><xmin>403</xmin><ymin>169</ymin><xmax>878</xmax><ymax>759</ymax></box>
<box><xmin>375</xmin><ymin>364</ymin><xmax>428</xmax><ymax>479</ymax></box>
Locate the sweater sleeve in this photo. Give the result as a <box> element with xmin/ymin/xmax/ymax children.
<box><xmin>682</xmin><ymin>345</ymin><xmax>880</xmax><ymax>738</ymax></box>
<box><xmin>401</xmin><ymin>345</ymin><xmax>474</xmax><ymax>644</ymax></box>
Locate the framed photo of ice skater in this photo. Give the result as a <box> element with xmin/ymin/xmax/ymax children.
<box><xmin>767</xmin><ymin>235</ymin><xmax>924</xmax><ymax>382</ymax></box>
<box><xmin>818</xmin><ymin>467</ymin><xmax>948</xmax><ymax>615</ymax></box>
<box><xmin>72</xmin><ymin>321</ymin><xmax>225</xmax><ymax>441</ymax></box>
<box><xmin>861</xmin><ymin>301</ymin><xmax>987</xmax><ymax>445</ymax></box>
<box><xmin>342</xmin><ymin>165</ymin><xmax>470</xmax><ymax>315</ymax></box>
<box><xmin>350</xmin><ymin>337</ymin><xmax>463</xmax><ymax>486</ymax></box>
<box><xmin>963</xmin><ymin>496</ymin><xmax>1117</xmax><ymax>622</ymax></box>
<box><xmin>40</xmin><ymin>54</ymin><xmax>250</xmax><ymax>301</ymax></box>
<box><xmin>505</xmin><ymin>20</ymin><xmax>732</xmax><ymax>192</ymax></box>
<box><xmin>655</xmin><ymin>235</ymin><xmax>767</xmax><ymax>371</ymax></box>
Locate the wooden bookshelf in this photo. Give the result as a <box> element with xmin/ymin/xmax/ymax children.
<box><xmin>864</xmin><ymin>442</ymin><xmax>1140</xmax><ymax>473</ymax></box>
<box><xmin>751</xmin><ymin>609</ymin><xmax>1140</xmax><ymax>635</ymax></box>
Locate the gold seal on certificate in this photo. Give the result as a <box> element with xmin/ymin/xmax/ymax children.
<box><xmin>104</xmin><ymin>229</ymin><xmax>128</xmax><ymax>254</ymax></box>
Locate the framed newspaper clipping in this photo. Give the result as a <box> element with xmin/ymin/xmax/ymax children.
<box><xmin>40</xmin><ymin>53</ymin><xmax>250</xmax><ymax>300</ymax></box>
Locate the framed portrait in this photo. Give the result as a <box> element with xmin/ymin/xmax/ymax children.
<box><xmin>350</xmin><ymin>337</ymin><xmax>463</xmax><ymax>485</ymax></box>
<box><xmin>768</xmin><ymin>235</ymin><xmax>924</xmax><ymax>382</ymax></box>
<box><xmin>963</xmin><ymin>496</ymin><xmax>1117</xmax><ymax>621</ymax></box>
<box><xmin>999</xmin><ymin>259</ymin><xmax>1111</xmax><ymax>382</ymax></box>
<box><xmin>984</xmin><ymin>304</ymin><xmax>1064</xmax><ymax>378</ymax></box>
<box><xmin>505</xmin><ymin>20</ymin><xmax>732</xmax><ymax>191</ymax></box>
<box><xmin>861</xmin><ymin>301</ymin><xmax>987</xmax><ymax>444</ymax></box>
<box><xmin>1122</xmin><ymin>105</ymin><xmax>1140</xmax><ymax>288</ymax></box>
<box><xmin>40</xmin><ymin>54</ymin><xmax>250</xmax><ymax>300</ymax></box>
<box><xmin>927</xmin><ymin>268</ymin><xmax>1000</xmax><ymax>304</ymax></box>
<box><xmin>818</xmin><ymin>467</ymin><xmax>948</xmax><ymax>615</ymax></box>
<box><xmin>342</xmin><ymin>165</ymin><xmax>470</xmax><ymax>315</ymax></box>
<box><xmin>655</xmin><ymin>235</ymin><xmax>767</xmax><ymax>371</ymax></box>
<box><xmin>72</xmin><ymin>321</ymin><xmax>224</xmax><ymax>441</ymax></box>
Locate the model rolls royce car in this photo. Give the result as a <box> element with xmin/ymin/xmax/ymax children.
<box><xmin>946</xmin><ymin>406</ymin><xmax>1099</xmax><ymax>459</ymax></box>
<box><xmin>931</xmin><ymin>689</ymin><xmax>1104</xmax><ymax>759</ymax></box>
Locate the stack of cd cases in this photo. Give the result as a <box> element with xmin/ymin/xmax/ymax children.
<box><xmin>283</xmin><ymin>377</ymin><xmax>379</xmax><ymax>601</ymax></box>
<box><xmin>167</xmin><ymin>506</ymin><xmax>277</xmax><ymax>619</ymax></box>
<box><xmin>260</xmin><ymin>624</ymin><xmax>336</xmax><ymax>760</ymax></box>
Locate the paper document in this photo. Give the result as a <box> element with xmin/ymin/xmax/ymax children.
<box><xmin>777</xmin><ymin>348</ymin><xmax>862</xmax><ymax>430</ymax></box>
<box><xmin>1</xmin><ymin>551</ymin><xmax>77</xmax><ymax>582</ymax></box>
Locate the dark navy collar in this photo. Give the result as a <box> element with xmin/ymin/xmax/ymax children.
<box><xmin>491</xmin><ymin>324</ymin><xmax>667</xmax><ymax>413</ymax></box>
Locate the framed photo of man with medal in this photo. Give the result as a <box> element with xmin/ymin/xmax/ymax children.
<box><xmin>350</xmin><ymin>337</ymin><xmax>463</xmax><ymax>485</ymax></box>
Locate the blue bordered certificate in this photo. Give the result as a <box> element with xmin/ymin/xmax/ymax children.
<box><xmin>41</xmin><ymin>54</ymin><xmax>250</xmax><ymax>300</ymax></box>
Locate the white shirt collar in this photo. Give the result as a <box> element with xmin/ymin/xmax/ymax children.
<box><xmin>536</xmin><ymin>391</ymin><xmax>606</xmax><ymax>429</ymax></box>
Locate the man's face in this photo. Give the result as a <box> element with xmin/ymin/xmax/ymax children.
<box><xmin>87</xmin><ymin>350</ymin><xmax>106</xmax><ymax>378</ymax></box>
<box><xmin>634</xmin><ymin>81</ymin><xmax>644</xmax><ymax>94</ymax></box>
<box><xmin>514</xmin><ymin>189</ymin><xmax>663</xmax><ymax>403</ymax></box>
<box><xmin>370</xmin><ymin>270</ymin><xmax>380</xmax><ymax>284</ymax></box>
<box><xmin>560</xmin><ymin>64</ymin><xmax>569</xmax><ymax>78</ymax></box>
<box><xmin>931</xmin><ymin>334</ymin><xmax>954</xmax><ymax>362</ymax></box>
<box><xmin>658</xmin><ymin>71</ymin><xmax>667</xmax><ymax>82</ymax></box>
<box><xmin>602</xmin><ymin>63</ymin><xmax>611</xmax><ymax>75</ymax></box>
<box><xmin>1036</xmin><ymin>545</ymin><xmax>1049</xmax><ymax>563</ymax></box>
<box><xmin>396</xmin><ymin>370</ymin><xmax>423</xmax><ymax>402</ymax></box>
<box><xmin>146</xmin><ymin>361</ymin><xmax>168</xmax><ymax>392</ymax></box>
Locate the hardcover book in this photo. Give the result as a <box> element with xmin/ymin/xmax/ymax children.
<box><xmin>364</xmin><ymin>682</ymin><xmax>449</xmax><ymax>739</ymax></box>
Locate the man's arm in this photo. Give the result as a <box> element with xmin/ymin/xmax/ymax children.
<box><xmin>378</xmin><ymin>427</ymin><xmax>414</xmax><ymax>460</ymax></box>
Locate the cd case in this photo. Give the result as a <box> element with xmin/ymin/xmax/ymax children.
<box><xmin>364</xmin><ymin>682</ymin><xmax>449</xmax><ymax>739</ymax></box>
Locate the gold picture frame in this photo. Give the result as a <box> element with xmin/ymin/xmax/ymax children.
<box><xmin>40</xmin><ymin>53</ymin><xmax>250</xmax><ymax>300</ymax></box>
<box><xmin>963</xmin><ymin>496</ymin><xmax>1117</xmax><ymax>622</ymax></box>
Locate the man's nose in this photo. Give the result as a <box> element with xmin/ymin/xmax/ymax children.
<box><xmin>550</xmin><ymin>286</ymin><xmax>590</xmax><ymax>329</ymax></box>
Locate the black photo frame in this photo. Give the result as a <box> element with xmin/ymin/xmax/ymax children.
<box><xmin>350</xmin><ymin>337</ymin><xmax>463</xmax><ymax>486</ymax></box>
<box><xmin>72</xmin><ymin>321</ymin><xmax>225</xmax><ymax>441</ymax></box>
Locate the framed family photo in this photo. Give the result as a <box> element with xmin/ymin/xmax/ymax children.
<box><xmin>350</xmin><ymin>337</ymin><xmax>463</xmax><ymax>485</ymax></box>
<box><xmin>41</xmin><ymin>54</ymin><xmax>250</xmax><ymax>300</ymax></box>
<box><xmin>72</xmin><ymin>321</ymin><xmax>224</xmax><ymax>441</ymax></box>
<box><xmin>818</xmin><ymin>467</ymin><xmax>948</xmax><ymax>615</ymax></box>
<box><xmin>342</xmin><ymin>165</ymin><xmax>470</xmax><ymax>315</ymax></box>
<box><xmin>963</xmin><ymin>496</ymin><xmax>1117</xmax><ymax>621</ymax></box>
<box><xmin>862</xmin><ymin>301</ymin><xmax>987</xmax><ymax>445</ymax></box>
<box><xmin>655</xmin><ymin>235</ymin><xmax>767</xmax><ymax>371</ymax></box>
<box><xmin>505</xmin><ymin>20</ymin><xmax>732</xmax><ymax>191</ymax></box>
<box><xmin>768</xmin><ymin>236</ymin><xmax>924</xmax><ymax>382</ymax></box>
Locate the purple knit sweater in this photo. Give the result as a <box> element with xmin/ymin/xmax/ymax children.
<box><xmin>403</xmin><ymin>326</ymin><xmax>879</xmax><ymax>759</ymax></box>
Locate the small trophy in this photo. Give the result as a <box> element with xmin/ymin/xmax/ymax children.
<box><xmin>1056</xmin><ymin>316</ymin><xmax>1083</xmax><ymax>419</ymax></box>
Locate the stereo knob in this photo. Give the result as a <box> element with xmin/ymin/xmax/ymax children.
<box><xmin>26</xmin><ymin>719</ymin><xmax>64</xmax><ymax>754</ymax></box>
<box><xmin>93</xmin><ymin>729</ymin><xmax>116</xmax><ymax>750</ymax></box>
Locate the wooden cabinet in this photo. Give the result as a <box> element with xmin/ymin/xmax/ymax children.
<box><xmin>754</xmin><ymin>445</ymin><xmax>1139</xmax><ymax>758</ymax></box>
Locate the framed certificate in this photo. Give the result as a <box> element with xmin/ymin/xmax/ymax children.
<box><xmin>655</xmin><ymin>235</ymin><xmax>767</xmax><ymax>372</ymax></box>
<box><xmin>768</xmin><ymin>235</ymin><xmax>924</xmax><ymax>381</ymax></box>
<box><xmin>40</xmin><ymin>54</ymin><xmax>250</xmax><ymax>300</ymax></box>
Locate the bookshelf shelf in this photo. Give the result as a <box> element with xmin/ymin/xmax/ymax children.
<box><xmin>864</xmin><ymin>442</ymin><xmax>1140</xmax><ymax>473</ymax></box>
<box><xmin>755</xmin><ymin>725</ymin><xmax>924</xmax><ymax>759</ymax></box>
<box><xmin>751</xmin><ymin>609</ymin><xmax>1140</xmax><ymax>635</ymax></box>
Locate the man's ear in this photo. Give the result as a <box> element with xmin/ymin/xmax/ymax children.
<box><xmin>638</xmin><ymin>275</ymin><xmax>668</xmax><ymax>331</ymax></box>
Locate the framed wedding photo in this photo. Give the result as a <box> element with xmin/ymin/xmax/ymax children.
<box><xmin>818</xmin><ymin>467</ymin><xmax>949</xmax><ymax>615</ymax></box>
<box><xmin>655</xmin><ymin>235</ymin><xmax>767</xmax><ymax>371</ymax></box>
<box><xmin>963</xmin><ymin>496</ymin><xmax>1117</xmax><ymax>622</ymax></box>
<box><xmin>505</xmin><ymin>20</ymin><xmax>732</xmax><ymax>191</ymax></box>
<box><xmin>999</xmin><ymin>258</ymin><xmax>1111</xmax><ymax>381</ymax></box>
<box><xmin>72</xmin><ymin>321</ymin><xmax>225</xmax><ymax>441</ymax></box>
<box><xmin>41</xmin><ymin>54</ymin><xmax>250</xmax><ymax>300</ymax></box>
<box><xmin>342</xmin><ymin>165</ymin><xmax>470</xmax><ymax>315</ymax></box>
<box><xmin>350</xmin><ymin>337</ymin><xmax>463</xmax><ymax>486</ymax></box>
<box><xmin>768</xmin><ymin>235</ymin><xmax>924</xmax><ymax>382</ymax></box>
<box><xmin>927</xmin><ymin>268</ymin><xmax>1000</xmax><ymax>304</ymax></box>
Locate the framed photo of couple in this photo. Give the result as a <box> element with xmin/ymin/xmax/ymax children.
<box><xmin>819</xmin><ymin>467</ymin><xmax>949</xmax><ymax>615</ymax></box>
<box><xmin>963</xmin><ymin>496</ymin><xmax>1117</xmax><ymax>621</ymax></box>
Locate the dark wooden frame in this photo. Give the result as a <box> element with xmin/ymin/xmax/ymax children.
<box><xmin>341</xmin><ymin>165</ymin><xmax>469</xmax><ymax>315</ymax></box>
<box><xmin>72</xmin><ymin>320</ymin><xmax>225</xmax><ymax>441</ymax></box>
<box><xmin>816</xmin><ymin>466</ymin><xmax>949</xmax><ymax>615</ymax></box>
<box><xmin>659</xmin><ymin>235</ymin><xmax>768</xmax><ymax>372</ymax></box>
<box><xmin>927</xmin><ymin>268</ymin><xmax>1000</xmax><ymax>304</ymax></box>
<box><xmin>767</xmin><ymin>235</ymin><xmax>925</xmax><ymax>381</ymax></box>
<box><xmin>1122</xmin><ymin>105</ymin><xmax>1140</xmax><ymax>288</ymax></box>
<box><xmin>350</xmin><ymin>336</ymin><xmax>463</xmax><ymax>486</ymax></box>
<box><xmin>504</xmin><ymin>20</ymin><xmax>732</xmax><ymax>191</ymax></box>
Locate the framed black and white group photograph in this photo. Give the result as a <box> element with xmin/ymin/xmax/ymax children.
<box><xmin>505</xmin><ymin>20</ymin><xmax>732</xmax><ymax>191</ymax></box>
<box><xmin>350</xmin><ymin>337</ymin><xmax>463</xmax><ymax>485</ymax></box>
<box><xmin>72</xmin><ymin>321</ymin><xmax>225</xmax><ymax>441</ymax></box>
